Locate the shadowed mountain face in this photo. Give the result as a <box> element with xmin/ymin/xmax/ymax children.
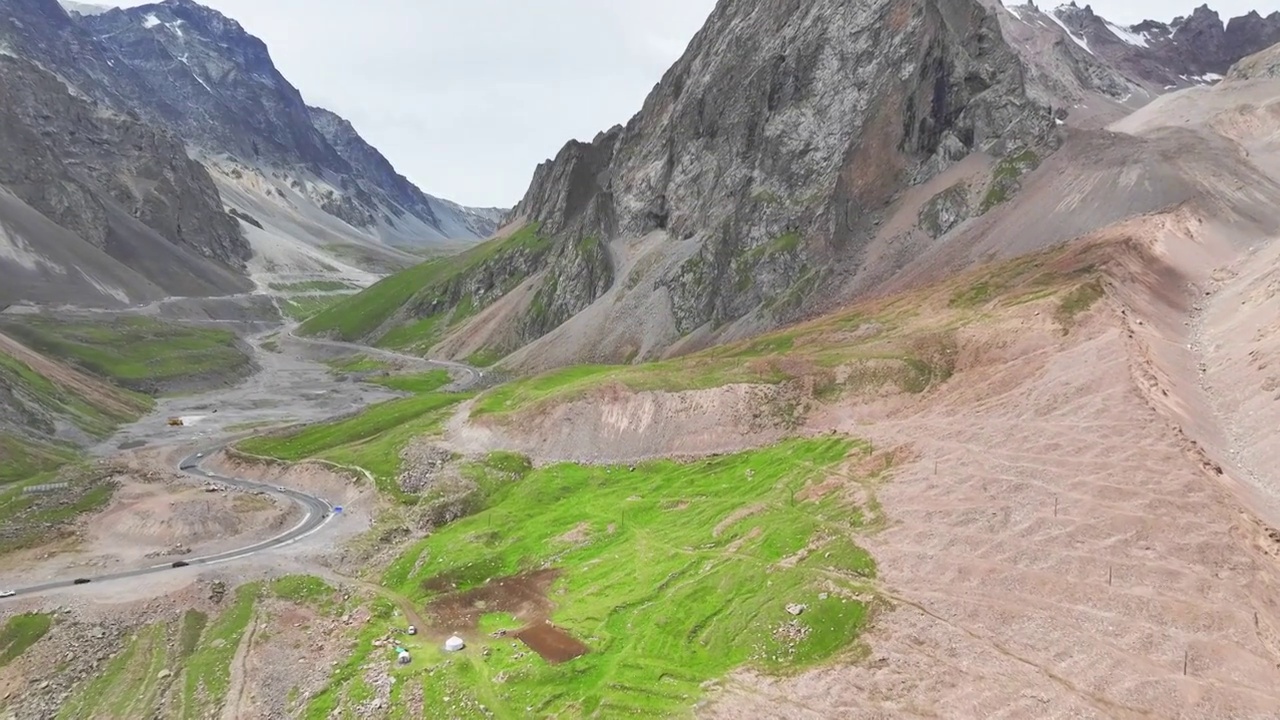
<box><xmin>1049</xmin><ymin>3</ymin><xmax>1280</xmax><ymax>87</ymax></box>
<box><xmin>56</xmin><ymin>0</ymin><xmax>502</xmax><ymax>245</ymax></box>
<box><xmin>0</xmin><ymin>48</ymin><xmax>250</xmax><ymax>306</ymax></box>
<box><xmin>0</xmin><ymin>0</ymin><xmax>504</xmax><ymax>309</ymax></box>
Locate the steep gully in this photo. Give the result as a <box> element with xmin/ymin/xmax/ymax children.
<box><xmin>0</xmin><ymin>326</ymin><xmax>486</xmax><ymax>599</ymax></box>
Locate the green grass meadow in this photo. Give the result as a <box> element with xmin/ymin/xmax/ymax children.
<box><xmin>0</xmin><ymin>316</ymin><xmax>248</xmax><ymax>392</ymax></box>
<box><xmin>375</xmin><ymin>437</ymin><xmax>882</xmax><ymax>717</ymax></box>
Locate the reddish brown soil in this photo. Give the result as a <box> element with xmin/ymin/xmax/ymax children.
<box><xmin>423</xmin><ymin>569</ymin><xmax>560</xmax><ymax>630</ymax></box>
<box><xmin>514</xmin><ymin>620</ymin><xmax>590</xmax><ymax>663</ymax></box>
<box><xmin>422</xmin><ymin>568</ymin><xmax>592</xmax><ymax>661</ymax></box>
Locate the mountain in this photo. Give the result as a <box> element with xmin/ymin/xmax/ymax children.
<box><xmin>1050</xmin><ymin>3</ymin><xmax>1280</xmax><ymax>87</ymax></box>
<box><xmin>0</xmin><ymin>49</ymin><xmax>251</xmax><ymax>306</ymax></box>
<box><xmin>0</xmin><ymin>0</ymin><xmax>501</xmax><ymax>305</ymax></box>
<box><xmin>985</xmin><ymin>3</ymin><xmax>1280</xmax><ymax>127</ymax></box>
<box><xmin>306</xmin><ymin>1</ymin><xmax>1280</xmax><ymax>372</ymax></box>
<box><xmin>70</xmin><ymin>1</ymin><xmax>502</xmax><ymax>247</ymax></box>
<box><xmin>57</xmin><ymin>1</ymin><xmax>111</xmax><ymax>15</ymax></box>
<box><xmin>302</xmin><ymin>0</ymin><xmax>1059</xmax><ymax>361</ymax></box>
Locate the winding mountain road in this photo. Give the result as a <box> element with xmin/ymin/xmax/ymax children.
<box><xmin>284</xmin><ymin>327</ymin><xmax>490</xmax><ymax>389</ymax></box>
<box><xmin>3</xmin><ymin>449</ymin><xmax>333</xmax><ymax>598</ymax></box>
<box><xmin>2</xmin><ymin>332</ymin><xmax>485</xmax><ymax>599</ymax></box>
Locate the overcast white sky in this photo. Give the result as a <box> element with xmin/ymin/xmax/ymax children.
<box><xmin>113</xmin><ymin>0</ymin><xmax>1278</xmax><ymax>207</ymax></box>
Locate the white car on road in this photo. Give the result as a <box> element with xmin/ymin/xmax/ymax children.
<box><xmin>0</xmin><ymin>590</ymin><xmax>14</xmax><ymax>598</ymax></box>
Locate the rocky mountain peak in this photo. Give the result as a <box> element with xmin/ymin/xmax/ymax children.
<box><xmin>81</xmin><ymin>2</ymin><xmax>345</xmax><ymax>172</ymax></box>
<box><xmin>66</xmin><ymin>0</ymin><xmax>502</xmax><ymax>243</ymax></box>
<box><xmin>1</xmin><ymin>0</ymin><xmax>502</xmax><ymax>305</ymax></box>
<box><xmin>1026</xmin><ymin>2</ymin><xmax>1280</xmax><ymax>89</ymax></box>
<box><xmin>502</xmin><ymin>0</ymin><xmax>1059</xmax><ymax>341</ymax></box>
<box><xmin>58</xmin><ymin>1</ymin><xmax>113</xmax><ymax>16</ymax></box>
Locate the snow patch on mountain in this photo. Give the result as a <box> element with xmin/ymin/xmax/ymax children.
<box><xmin>1106</xmin><ymin>21</ymin><xmax>1149</xmax><ymax>47</ymax></box>
<box><xmin>59</xmin><ymin>1</ymin><xmax>114</xmax><ymax>16</ymax></box>
<box><xmin>1046</xmin><ymin>5</ymin><xmax>1094</xmax><ymax>54</ymax></box>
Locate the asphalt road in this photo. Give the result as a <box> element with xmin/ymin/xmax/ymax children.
<box><xmin>281</xmin><ymin>327</ymin><xmax>491</xmax><ymax>389</ymax></box>
<box><xmin>2</xmin><ymin>448</ymin><xmax>335</xmax><ymax>598</ymax></box>
<box><xmin>2</xmin><ymin>341</ymin><xmax>486</xmax><ymax>600</ymax></box>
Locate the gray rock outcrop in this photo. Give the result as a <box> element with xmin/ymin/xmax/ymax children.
<box><xmin>509</xmin><ymin>0</ymin><xmax>1058</xmax><ymax>335</ymax></box>
<box><xmin>0</xmin><ymin>50</ymin><xmax>251</xmax><ymax>299</ymax></box>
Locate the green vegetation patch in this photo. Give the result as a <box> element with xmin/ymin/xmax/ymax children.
<box><xmin>0</xmin><ymin>465</ymin><xmax>117</xmax><ymax>555</ymax></box>
<box><xmin>181</xmin><ymin>583</ymin><xmax>261</xmax><ymax>719</ymax></box>
<box><xmin>58</xmin><ymin>582</ymin><xmax>342</xmax><ymax>719</ymax></box>
<box><xmin>269</xmin><ymin>280</ymin><xmax>358</xmax><ymax>293</ymax></box>
<box><xmin>371</xmin><ymin>369</ymin><xmax>452</xmax><ymax>394</ymax></box>
<box><xmin>280</xmin><ymin>294</ymin><xmax>354</xmax><ymax>322</ymax></box>
<box><xmin>236</xmin><ymin>390</ymin><xmax>470</xmax><ymax>502</ymax></box>
<box><xmin>300</xmin><ymin>223</ymin><xmax>551</xmax><ymax>350</ymax></box>
<box><xmin>58</xmin><ymin>623</ymin><xmax>171</xmax><ymax>720</ymax></box>
<box><xmin>1056</xmin><ymin>278</ymin><xmax>1106</xmax><ymax>332</ymax></box>
<box><xmin>178</xmin><ymin>610</ymin><xmax>207</xmax><ymax>661</ymax></box>
<box><xmin>303</xmin><ymin>598</ymin><xmax>397</xmax><ymax>719</ymax></box>
<box><xmin>979</xmin><ymin>148</ymin><xmax>1041</xmax><ymax>214</ymax></box>
<box><xmin>0</xmin><ymin>349</ymin><xmax>151</xmax><ymax>441</ymax></box>
<box><xmin>0</xmin><ymin>316</ymin><xmax>249</xmax><ymax>394</ymax></box>
<box><xmin>0</xmin><ymin>613</ymin><xmax>52</xmax><ymax>667</ymax></box>
<box><xmin>475</xmin><ymin>241</ymin><xmax>1109</xmax><ymax>422</ymax></box>
<box><xmin>382</xmin><ymin>438</ymin><xmax>880</xmax><ymax>717</ymax></box>
<box><xmin>465</xmin><ymin>347</ymin><xmax>506</xmax><ymax>368</ymax></box>
<box><xmin>325</xmin><ymin>355</ymin><xmax>392</xmax><ymax>374</ymax></box>
<box><xmin>0</xmin><ymin>434</ymin><xmax>80</xmax><ymax>486</ymax></box>
<box><xmin>271</xmin><ymin>575</ymin><xmax>336</xmax><ymax>606</ymax></box>
<box><xmin>749</xmin><ymin>231</ymin><xmax>801</xmax><ymax>262</ymax></box>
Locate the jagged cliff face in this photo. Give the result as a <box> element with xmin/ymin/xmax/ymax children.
<box><xmin>72</xmin><ymin>0</ymin><xmax>502</xmax><ymax>244</ymax></box>
<box><xmin>0</xmin><ymin>34</ymin><xmax>251</xmax><ymax>304</ymax></box>
<box><xmin>80</xmin><ymin>1</ymin><xmax>344</xmax><ymax>173</ymax></box>
<box><xmin>1</xmin><ymin>0</ymin><xmax>248</xmax><ymax>270</ymax></box>
<box><xmin>1228</xmin><ymin>39</ymin><xmax>1280</xmax><ymax>80</ymax></box>
<box><xmin>302</xmin><ymin>0</ymin><xmax>1280</xmax><ymax>369</ymax></box>
<box><xmin>1051</xmin><ymin>3</ymin><xmax>1280</xmax><ymax>88</ymax></box>
<box><xmin>0</xmin><ymin>53</ymin><xmax>246</xmax><ymax>265</ymax></box>
<box><xmin>511</xmin><ymin>0</ymin><xmax>1056</xmax><ymax>336</ymax></box>
<box><xmin>2</xmin><ymin>0</ymin><xmax>499</xmax><ymax>295</ymax></box>
<box><xmin>308</xmin><ymin>106</ymin><xmax>504</xmax><ymax>240</ymax></box>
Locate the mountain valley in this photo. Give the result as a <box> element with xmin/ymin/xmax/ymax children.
<box><xmin>4</xmin><ymin>1</ymin><xmax>1280</xmax><ymax>718</ymax></box>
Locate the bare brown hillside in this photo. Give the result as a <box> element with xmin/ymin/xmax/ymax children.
<box><xmin>439</xmin><ymin>68</ymin><xmax>1280</xmax><ymax>712</ymax></box>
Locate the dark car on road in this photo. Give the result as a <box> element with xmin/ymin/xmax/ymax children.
<box><xmin>72</xmin><ymin>578</ymin><xmax>90</xmax><ymax>585</ymax></box>
<box><xmin>172</xmin><ymin>560</ymin><xmax>189</xmax><ymax>568</ymax></box>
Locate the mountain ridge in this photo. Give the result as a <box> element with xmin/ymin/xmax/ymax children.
<box><xmin>76</xmin><ymin>0</ymin><xmax>504</xmax><ymax>245</ymax></box>
<box><xmin>309</xmin><ymin>0</ymin><xmax>1280</xmax><ymax>373</ymax></box>
<box><xmin>0</xmin><ymin>0</ymin><xmax>506</xmax><ymax>307</ymax></box>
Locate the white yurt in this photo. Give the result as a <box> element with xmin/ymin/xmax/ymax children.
<box><xmin>444</xmin><ymin>635</ymin><xmax>465</xmax><ymax>652</ymax></box>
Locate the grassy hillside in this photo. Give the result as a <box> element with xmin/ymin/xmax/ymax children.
<box><xmin>0</xmin><ymin>434</ymin><xmax>80</xmax><ymax>486</ymax></box>
<box><xmin>278</xmin><ymin>293</ymin><xmax>354</xmax><ymax>322</ymax></box>
<box><xmin>0</xmin><ymin>613</ymin><xmax>52</xmax><ymax>669</ymax></box>
<box><xmin>0</xmin><ymin>333</ymin><xmax>153</xmax><ymax>493</ymax></box>
<box><xmin>299</xmin><ymin>223</ymin><xmax>551</xmax><ymax>353</ymax></box>
<box><xmin>360</xmin><ymin>438</ymin><xmax>882</xmax><ymax>717</ymax></box>
<box><xmin>0</xmin><ymin>346</ymin><xmax>152</xmax><ymax>439</ymax></box>
<box><xmin>0</xmin><ymin>315</ymin><xmax>250</xmax><ymax>394</ymax></box>
<box><xmin>236</xmin><ymin>371</ymin><xmax>465</xmax><ymax>502</ymax></box>
<box><xmin>472</xmin><ymin>240</ymin><xmax>1107</xmax><ymax>420</ymax></box>
<box><xmin>53</xmin><ymin>578</ymin><xmax>346</xmax><ymax>720</ymax></box>
<box><xmin>0</xmin><ymin>315</ymin><xmax>250</xmax><ymax>550</ymax></box>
